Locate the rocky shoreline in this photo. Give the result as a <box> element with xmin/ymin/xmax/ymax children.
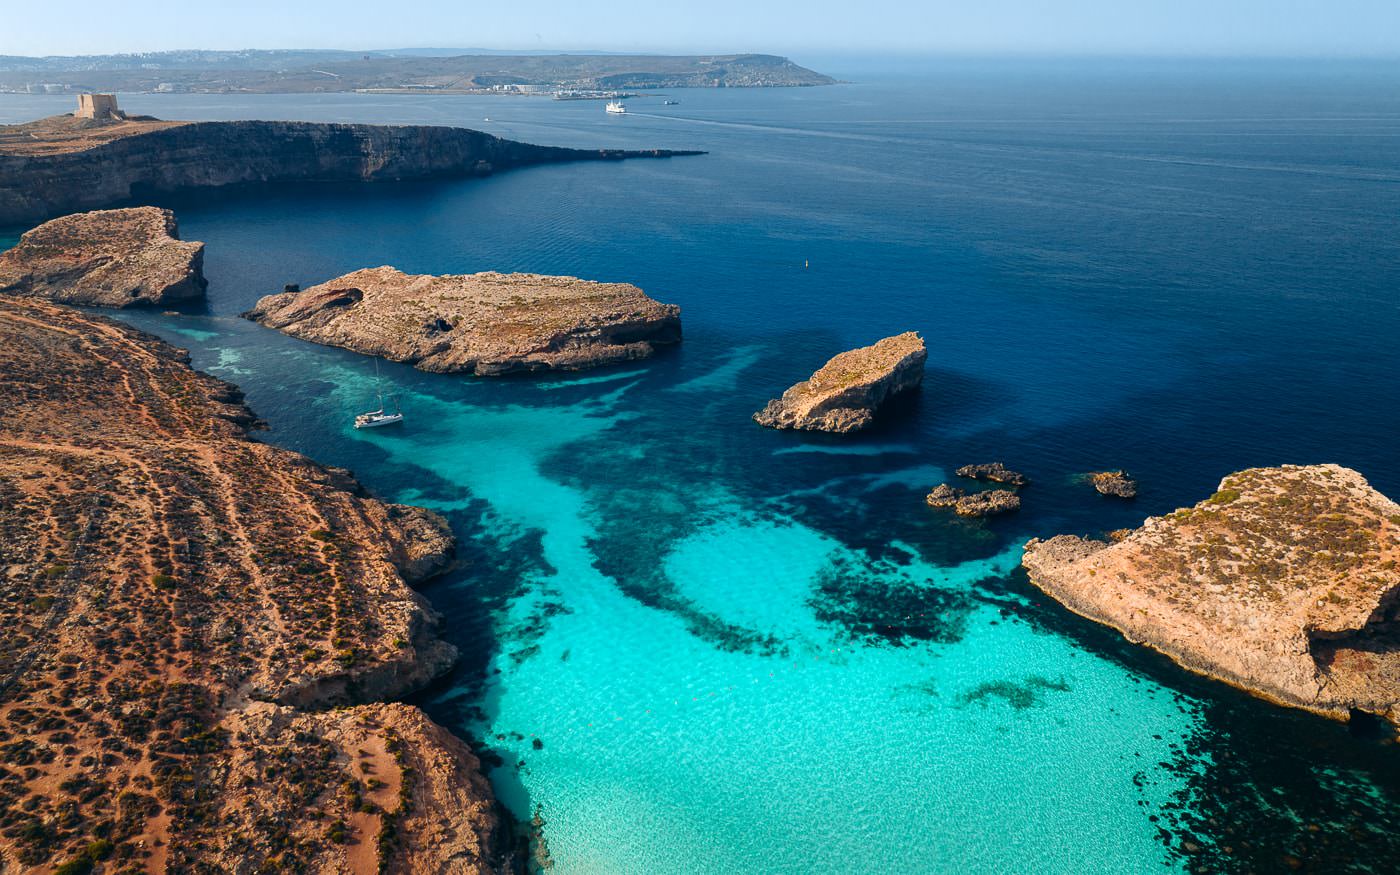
<box><xmin>0</xmin><ymin>298</ymin><xmax>515</xmax><ymax>872</ymax></box>
<box><xmin>1024</xmin><ymin>465</ymin><xmax>1400</xmax><ymax>726</ymax></box>
<box><xmin>245</xmin><ymin>265</ymin><xmax>683</xmax><ymax>375</ymax></box>
<box><xmin>0</xmin><ymin>113</ymin><xmax>704</xmax><ymax>226</ymax></box>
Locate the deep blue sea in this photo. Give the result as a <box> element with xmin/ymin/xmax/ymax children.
<box><xmin>5</xmin><ymin>58</ymin><xmax>1400</xmax><ymax>873</ymax></box>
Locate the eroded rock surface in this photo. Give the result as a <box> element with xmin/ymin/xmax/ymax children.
<box><xmin>753</xmin><ymin>331</ymin><xmax>926</xmax><ymax>433</ymax></box>
<box><xmin>925</xmin><ymin>484</ymin><xmax>1022</xmax><ymax>517</ymax></box>
<box><xmin>0</xmin><ymin>206</ymin><xmax>206</xmax><ymax>307</ymax></box>
<box><xmin>245</xmin><ymin>266</ymin><xmax>682</xmax><ymax>375</ymax></box>
<box><xmin>1024</xmin><ymin>464</ymin><xmax>1400</xmax><ymax>724</ymax></box>
<box><xmin>0</xmin><ymin>298</ymin><xmax>512</xmax><ymax>872</ymax></box>
<box><xmin>956</xmin><ymin>462</ymin><xmax>1028</xmax><ymax>487</ymax></box>
<box><xmin>1089</xmin><ymin>470</ymin><xmax>1138</xmax><ymax>498</ymax></box>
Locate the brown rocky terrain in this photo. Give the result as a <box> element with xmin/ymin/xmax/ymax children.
<box><xmin>0</xmin><ymin>113</ymin><xmax>702</xmax><ymax>226</ymax></box>
<box><xmin>956</xmin><ymin>463</ymin><xmax>1028</xmax><ymax>487</ymax></box>
<box><xmin>245</xmin><ymin>265</ymin><xmax>683</xmax><ymax>375</ymax></box>
<box><xmin>753</xmin><ymin>331</ymin><xmax>926</xmax><ymax>433</ymax></box>
<box><xmin>0</xmin><ymin>207</ymin><xmax>206</xmax><ymax>308</ymax></box>
<box><xmin>0</xmin><ymin>298</ymin><xmax>514</xmax><ymax>872</ymax></box>
<box><xmin>926</xmin><ymin>484</ymin><xmax>1022</xmax><ymax>517</ymax></box>
<box><xmin>1024</xmin><ymin>464</ymin><xmax>1400</xmax><ymax>724</ymax></box>
<box><xmin>1088</xmin><ymin>470</ymin><xmax>1138</xmax><ymax>498</ymax></box>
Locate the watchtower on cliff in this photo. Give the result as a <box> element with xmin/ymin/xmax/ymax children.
<box><xmin>75</xmin><ymin>93</ymin><xmax>124</xmax><ymax>121</ymax></box>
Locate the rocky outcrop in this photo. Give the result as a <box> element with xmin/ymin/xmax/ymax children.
<box><xmin>1089</xmin><ymin>470</ymin><xmax>1138</xmax><ymax>498</ymax></box>
<box><xmin>0</xmin><ymin>297</ymin><xmax>512</xmax><ymax>872</ymax></box>
<box><xmin>753</xmin><ymin>331</ymin><xmax>926</xmax><ymax>433</ymax></box>
<box><xmin>1024</xmin><ymin>465</ymin><xmax>1400</xmax><ymax>725</ymax></box>
<box><xmin>927</xmin><ymin>483</ymin><xmax>1021</xmax><ymax>517</ymax></box>
<box><xmin>956</xmin><ymin>462</ymin><xmax>1028</xmax><ymax>487</ymax></box>
<box><xmin>0</xmin><ymin>114</ymin><xmax>704</xmax><ymax>226</ymax></box>
<box><xmin>0</xmin><ymin>206</ymin><xmax>206</xmax><ymax>307</ymax></box>
<box><xmin>245</xmin><ymin>265</ymin><xmax>682</xmax><ymax>375</ymax></box>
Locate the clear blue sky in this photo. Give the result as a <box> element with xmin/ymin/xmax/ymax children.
<box><xmin>5</xmin><ymin>0</ymin><xmax>1399</xmax><ymax>58</ymax></box>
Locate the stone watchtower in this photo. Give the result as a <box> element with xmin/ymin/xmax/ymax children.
<box><xmin>75</xmin><ymin>93</ymin><xmax>124</xmax><ymax>121</ymax></box>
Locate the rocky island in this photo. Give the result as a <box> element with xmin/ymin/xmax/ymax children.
<box><xmin>926</xmin><ymin>483</ymin><xmax>1022</xmax><ymax>517</ymax></box>
<box><xmin>1024</xmin><ymin>464</ymin><xmax>1400</xmax><ymax>725</ymax></box>
<box><xmin>0</xmin><ymin>298</ymin><xmax>513</xmax><ymax>872</ymax></box>
<box><xmin>753</xmin><ymin>331</ymin><xmax>926</xmax><ymax>433</ymax></box>
<box><xmin>1088</xmin><ymin>470</ymin><xmax>1138</xmax><ymax>498</ymax></box>
<box><xmin>245</xmin><ymin>265</ymin><xmax>682</xmax><ymax>375</ymax></box>
<box><xmin>0</xmin><ymin>206</ymin><xmax>206</xmax><ymax>307</ymax></box>
<box><xmin>0</xmin><ymin>100</ymin><xmax>703</xmax><ymax>226</ymax></box>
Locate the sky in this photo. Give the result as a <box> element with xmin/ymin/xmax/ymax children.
<box><xmin>3</xmin><ymin>0</ymin><xmax>1399</xmax><ymax>59</ymax></box>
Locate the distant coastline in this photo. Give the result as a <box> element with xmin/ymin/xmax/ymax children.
<box><xmin>0</xmin><ymin>49</ymin><xmax>835</xmax><ymax>95</ymax></box>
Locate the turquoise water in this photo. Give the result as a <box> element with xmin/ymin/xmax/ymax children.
<box><xmin>7</xmin><ymin>59</ymin><xmax>1400</xmax><ymax>872</ymax></box>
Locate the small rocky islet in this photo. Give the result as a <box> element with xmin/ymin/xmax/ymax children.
<box><xmin>0</xmin><ymin>206</ymin><xmax>206</xmax><ymax>307</ymax></box>
<box><xmin>245</xmin><ymin>266</ymin><xmax>683</xmax><ymax>375</ymax></box>
<box><xmin>753</xmin><ymin>330</ymin><xmax>927</xmax><ymax>433</ymax></box>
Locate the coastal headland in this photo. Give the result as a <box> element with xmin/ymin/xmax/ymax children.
<box><xmin>1024</xmin><ymin>464</ymin><xmax>1400</xmax><ymax>725</ymax></box>
<box><xmin>0</xmin><ymin>111</ymin><xmax>704</xmax><ymax>226</ymax></box>
<box><xmin>0</xmin><ymin>298</ymin><xmax>514</xmax><ymax>872</ymax></box>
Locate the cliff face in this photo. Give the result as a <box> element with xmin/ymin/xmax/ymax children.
<box><xmin>0</xmin><ymin>116</ymin><xmax>702</xmax><ymax>226</ymax></box>
<box><xmin>753</xmin><ymin>331</ymin><xmax>926</xmax><ymax>433</ymax></box>
<box><xmin>1023</xmin><ymin>465</ymin><xmax>1400</xmax><ymax>725</ymax></box>
<box><xmin>246</xmin><ymin>265</ymin><xmax>683</xmax><ymax>375</ymax></box>
<box><xmin>0</xmin><ymin>206</ymin><xmax>206</xmax><ymax>307</ymax></box>
<box><xmin>0</xmin><ymin>298</ymin><xmax>512</xmax><ymax>873</ymax></box>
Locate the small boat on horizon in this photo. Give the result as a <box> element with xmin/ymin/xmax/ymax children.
<box><xmin>663</xmin><ymin>99</ymin><xmax>680</xmax><ymax>106</ymax></box>
<box><xmin>605</xmin><ymin>100</ymin><xmax>627</xmax><ymax>114</ymax></box>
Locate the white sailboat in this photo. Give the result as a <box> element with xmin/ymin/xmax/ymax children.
<box><xmin>354</xmin><ymin>361</ymin><xmax>404</xmax><ymax>429</ymax></box>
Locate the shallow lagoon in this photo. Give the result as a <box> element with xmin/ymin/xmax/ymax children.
<box><xmin>6</xmin><ymin>59</ymin><xmax>1400</xmax><ymax>872</ymax></box>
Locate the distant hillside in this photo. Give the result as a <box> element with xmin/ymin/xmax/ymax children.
<box><xmin>0</xmin><ymin>50</ymin><xmax>835</xmax><ymax>93</ymax></box>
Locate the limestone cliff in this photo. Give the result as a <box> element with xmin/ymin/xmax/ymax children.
<box><xmin>1023</xmin><ymin>465</ymin><xmax>1400</xmax><ymax>725</ymax></box>
<box><xmin>0</xmin><ymin>114</ymin><xmax>703</xmax><ymax>226</ymax></box>
<box><xmin>245</xmin><ymin>265</ymin><xmax>683</xmax><ymax>375</ymax></box>
<box><xmin>0</xmin><ymin>206</ymin><xmax>206</xmax><ymax>307</ymax></box>
<box><xmin>0</xmin><ymin>298</ymin><xmax>513</xmax><ymax>873</ymax></box>
<box><xmin>753</xmin><ymin>331</ymin><xmax>926</xmax><ymax>433</ymax></box>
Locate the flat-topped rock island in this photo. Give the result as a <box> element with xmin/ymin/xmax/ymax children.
<box><xmin>246</xmin><ymin>266</ymin><xmax>683</xmax><ymax>374</ymax></box>
<box><xmin>1024</xmin><ymin>464</ymin><xmax>1400</xmax><ymax>725</ymax></box>
<box><xmin>0</xmin><ymin>206</ymin><xmax>206</xmax><ymax>307</ymax></box>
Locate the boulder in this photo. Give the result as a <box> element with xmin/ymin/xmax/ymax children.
<box><xmin>956</xmin><ymin>462</ymin><xmax>1028</xmax><ymax>487</ymax></box>
<box><xmin>1089</xmin><ymin>470</ymin><xmax>1138</xmax><ymax>498</ymax></box>
<box><xmin>754</xmin><ymin>331</ymin><xmax>926</xmax><ymax>433</ymax></box>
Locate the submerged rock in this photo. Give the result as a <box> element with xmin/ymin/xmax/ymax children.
<box><xmin>956</xmin><ymin>462</ymin><xmax>1028</xmax><ymax>487</ymax></box>
<box><xmin>0</xmin><ymin>206</ymin><xmax>206</xmax><ymax>307</ymax></box>
<box><xmin>245</xmin><ymin>266</ymin><xmax>682</xmax><ymax>375</ymax></box>
<box><xmin>753</xmin><ymin>331</ymin><xmax>926</xmax><ymax>433</ymax></box>
<box><xmin>1089</xmin><ymin>469</ymin><xmax>1138</xmax><ymax>498</ymax></box>
<box><xmin>1023</xmin><ymin>464</ymin><xmax>1400</xmax><ymax>725</ymax></box>
<box><xmin>926</xmin><ymin>484</ymin><xmax>1021</xmax><ymax>517</ymax></box>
